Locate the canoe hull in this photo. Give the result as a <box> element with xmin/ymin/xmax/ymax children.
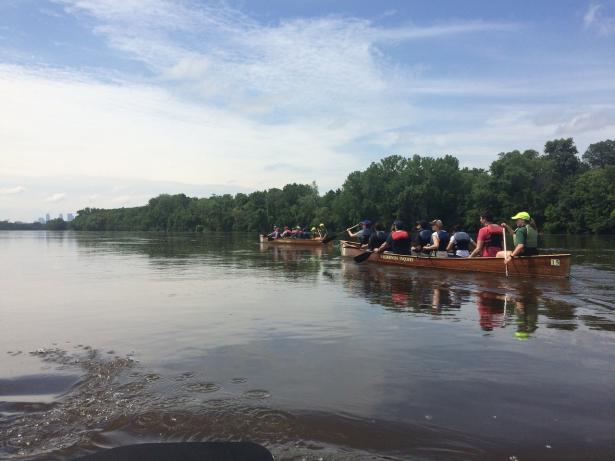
<box><xmin>340</xmin><ymin>241</ymin><xmax>571</xmax><ymax>278</ymax></box>
<box><xmin>260</xmin><ymin>235</ymin><xmax>330</xmax><ymax>246</ymax></box>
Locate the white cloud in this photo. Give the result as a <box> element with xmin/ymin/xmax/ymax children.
<box><xmin>583</xmin><ymin>2</ymin><xmax>615</xmax><ymax>35</ymax></box>
<box><xmin>584</xmin><ymin>3</ymin><xmax>601</xmax><ymax>26</ymax></box>
<box><xmin>110</xmin><ymin>194</ymin><xmax>151</xmax><ymax>205</ymax></box>
<box><xmin>0</xmin><ymin>64</ymin><xmax>358</xmax><ymax>190</ymax></box>
<box><xmin>44</xmin><ymin>192</ymin><xmax>67</xmax><ymax>202</ymax></box>
<box><xmin>53</xmin><ymin>0</ymin><xmax>519</xmax><ymax>116</ymax></box>
<box><xmin>0</xmin><ymin>186</ymin><xmax>26</xmax><ymax>194</ymax></box>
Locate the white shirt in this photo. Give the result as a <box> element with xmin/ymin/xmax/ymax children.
<box><xmin>449</xmin><ymin>234</ymin><xmax>470</xmax><ymax>257</ymax></box>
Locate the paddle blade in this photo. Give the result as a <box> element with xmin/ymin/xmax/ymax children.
<box><xmin>321</xmin><ymin>234</ymin><xmax>337</xmax><ymax>244</ymax></box>
<box><xmin>354</xmin><ymin>250</ymin><xmax>373</xmax><ymax>263</ymax></box>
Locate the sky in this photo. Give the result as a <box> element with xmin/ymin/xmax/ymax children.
<box><xmin>1</xmin><ymin>0</ymin><xmax>614</xmax><ymax>222</ymax></box>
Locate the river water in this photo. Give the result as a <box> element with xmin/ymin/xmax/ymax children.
<box><xmin>0</xmin><ymin>231</ymin><xmax>614</xmax><ymax>460</ymax></box>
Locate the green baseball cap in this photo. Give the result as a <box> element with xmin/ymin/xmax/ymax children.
<box><xmin>511</xmin><ymin>211</ymin><xmax>531</xmax><ymax>220</ymax></box>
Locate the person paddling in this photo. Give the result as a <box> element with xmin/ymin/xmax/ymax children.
<box><xmin>499</xmin><ymin>211</ymin><xmax>539</xmax><ymax>263</ymax></box>
<box><xmin>368</xmin><ymin>222</ymin><xmax>388</xmax><ymax>250</ymax></box>
<box><xmin>469</xmin><ymin>211</ymin><xmax>503</xmax><ymax>258</ymax></box>
<box><xmin>377</xmin><ymin>220</ymin><xmax>411</xmax><ymax>255</ymax></box>
<box><xmin>411</xmin><ymin>221</ymin><xmax>432</xmax><ymax>254</ymax></box>
<box><xmin>267</xmin><ymin>226</ymin><xmax>281</xmax><ymax>240</ymax></box>
<box><xmin>447</xmin><ymin>225</ymin><xmax>476</xmax><ymax>257</ymax></box>
<box><xmin>422</xmin><ymin>219</ymin><xmax>450</xmax><ymax>257</ymax></box>
<box><xmin>347</xmin><ymin>220</ymin><xmax>372</xmax><ymax>245</ymax></box>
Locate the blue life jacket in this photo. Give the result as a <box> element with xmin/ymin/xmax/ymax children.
<box><xmin>437</xmin><ymin>230</ymin><xmax>450</xmax><ymax>251</ymax></box>
<box><xmin>418</xmin><ymin>229</ymin><xmax>431</xmax><ymax>245</ymax></box>
<box><xmin>368</xmin><ymin>230</ymin><xmax>387</xmax><ymax>250</ymax></box>
<box><xmin>453</xmin><ymin>231</ymin><xmax>470</xmax><ymax>251</ymax></box>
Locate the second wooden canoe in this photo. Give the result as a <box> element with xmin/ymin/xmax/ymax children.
<box><xmin>260</xmin><ymin>235</ymin><xmax>331</xmax><ymax>246</ymax></box>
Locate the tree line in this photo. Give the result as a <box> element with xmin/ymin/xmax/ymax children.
<box><xmin>5</xmin><ymin>137</ymin><xmax>614</xmax><ymax>234</ymax></box>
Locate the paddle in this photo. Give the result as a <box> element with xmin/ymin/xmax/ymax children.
<box><xmin>346</xmin><ymin>223</ymin><xmax>361</xmax><ymax>233</ymax></box>
<box><xmin>502</xmin><ymin>226</ymin><xmax>509</xmax><ymax>277</ymax></box>
<box><xmin>354</xmin><ymin>249</ymin><xmax>373</xmax><ymax>263</ymax></box>
<box><xmin>321</xmin><ymin>233</ymin><xmax>337</xmax><ymax>244</ymax></box>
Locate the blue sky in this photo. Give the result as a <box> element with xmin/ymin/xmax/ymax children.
<box><xmin>1</xmin><ymin>0</ymin><xmax>614</xmax><ymax>221</ymax></box>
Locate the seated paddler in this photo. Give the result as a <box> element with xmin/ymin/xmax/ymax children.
<box><xmin>422</xmin><ymin>219</ymin><xmax>450</xmax><ymax>257</ymax></box>
<box><xmin>280</xmin><ymin>226</ymin><xmax>291</xmax><ymax>238</ymax></box>
<box><xmin>411</xmin><ymin>220</ymin><xmax>432</xmax><ymax>254</ymax></box>
<box><xmin>499</xmin><ymin>211</ymin><xmax>539</xmax><ymax>263</ymax></box>
<box><xmin>267</xmin><ymin>226</ymin><xmax>281</xmax><ymax>239</ymax></box>
<box><xmin>347</xmin><ymin>219</ymin><xmax>372</xmax><ymax>245</ymax></box>
<box><xmin>368</xmin><ymin>222</ymin><xmax>388</xmax><ymax>250</ymax></box>
<box><xmin>469</xmin><ymin>211</ymin><xmax>503</xmax><ymax>258</ymax></box>
<box><xmin>377</xmin><ymin>220</ymin><xmax>411</xmax><ymax>255</ymax></box>
<box><xmin>446</xmin><ymin>225</ymin><xmax>476</xmax><ymax>257</ymax></box>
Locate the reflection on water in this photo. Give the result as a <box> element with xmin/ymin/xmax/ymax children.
<box><xmin>340</xmin><ymin>258</ymin><xmax>613</xmax><ymax>335</ymax></box>
<box><xmin>1</xmin><ymin>231</ymin><xmax>614</xmax><ymax>460</ymax></box>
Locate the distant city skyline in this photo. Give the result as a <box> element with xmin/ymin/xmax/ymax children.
<box><xmin>1</xmin><ymin>0</ymin><xmax>615</xmax><ymax>221</ymax></box>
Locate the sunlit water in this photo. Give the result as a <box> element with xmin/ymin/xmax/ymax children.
<box><xmin>1</xmin><ymin>231</ymin><xmax>614</xmax><ymax>460</ymax></box>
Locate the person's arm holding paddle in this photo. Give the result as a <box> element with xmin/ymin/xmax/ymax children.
<box><xmin>502</xmin><ymin>230</ymin><xmax>525</xmax><ymax>264</ymax></box>
<box><xmin>501</xmin><ymin>222</ymin><xmax>514</xmax><ymax>237</ymax></box>
<box><xmin>377</xmin><ymin>239</ymin><xmax>389</xmax><ymax>253</ymax></box>
<box><xmin>346</xmin><ymin>222</ymin><xmax>360</xmax><ymax>236</ymax></box>
<box><xmin>347</xmin><ymin>221</ymin><xmax>369</xmax><ymax>240</ymax></box>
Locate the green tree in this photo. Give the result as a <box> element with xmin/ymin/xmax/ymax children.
<box><xmin>544</xmin><ymin>138</ymin><xmax>582</xmax><ymax>179</ymax></box>
<box><xmin>583</xmin><ymin>140</ymin><xmax>615</xmax><ymax>168</ymax></box>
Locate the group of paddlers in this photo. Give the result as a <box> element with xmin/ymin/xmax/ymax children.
<box><xmin>267</xmin><ymin>223</ymin><xmax>328</xmax><ymax>240</ymax></box>
<box><xmin>346</xmin><ymin>210</ymin><xmax>539</xmax><ymax>263</ymax></box>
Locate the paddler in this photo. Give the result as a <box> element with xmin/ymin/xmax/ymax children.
<box><xmin>422</xmin><ymin>219</ymin><xmax>450</xmax><ymax>257</ymax></box>
<box><xmin>469</xmin><ymin>211</ymin><xmax>503</xmax><ymax>258</ymax></box>
<box><xmin>267</xmin><ymin>226</ymin><xmax>281</xmax><ymax>239</ymax></box>
<box><xmin>411</xmin><ymin>220</ymin><xmax>432</xmax><ymax>254</ymax></box>
<box><xmin>499</xmin><ymin>211</ymin><xmax>539</xmax><ymax>263</ymax></box>
<box><xmin>367</xmin><ymin>222</ymin><xmax>388</xmax><ymax>250</ymax></box>
<box><xmin>377</xmin><ymin>220</ymin><xmax>411</xmax><ymax>255</ymax></box>
<box><xmin>446</xmin><ymin>225</ymin><xmax>476</xmax><ymax>257</ymax></box>
<box><xmin>347</xmin><ymin>219</ymin><xmax>372</xmax><ymax>245</ymax></box>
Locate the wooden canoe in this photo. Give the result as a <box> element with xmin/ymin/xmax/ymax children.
<box><xmin>259</xmin><ymin>235</ymin><xmax>331</xmax><ymax>246</ymax></box>
<box><xmin>340</xmin><ymin>240</ymin><xmax>571</xmax><ymax>278</ymax></box>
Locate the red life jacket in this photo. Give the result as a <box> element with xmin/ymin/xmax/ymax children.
<box><xmin>484</xmin><ymin>224</ymin><xmax>503</xmax><ymax>249</ymax></box>
<box><xmin>481</xmin><ymin>224</ymin><xmax>503</xmax><ymax>257</ymax></box>
<box><xmin>390</xmin><ymin>230</ymin><xmax>411</xmax><ymax>255</ymax></box>
<box><xmin>391</xmin><ymin>230</ymin><xmax>409</xmax><ymax>240</ymax></box>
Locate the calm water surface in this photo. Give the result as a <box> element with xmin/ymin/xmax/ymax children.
<box><xmin>1</xmin><ymin>231</ymin><xmax>614</xmax><ymax>460</ymax></box>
